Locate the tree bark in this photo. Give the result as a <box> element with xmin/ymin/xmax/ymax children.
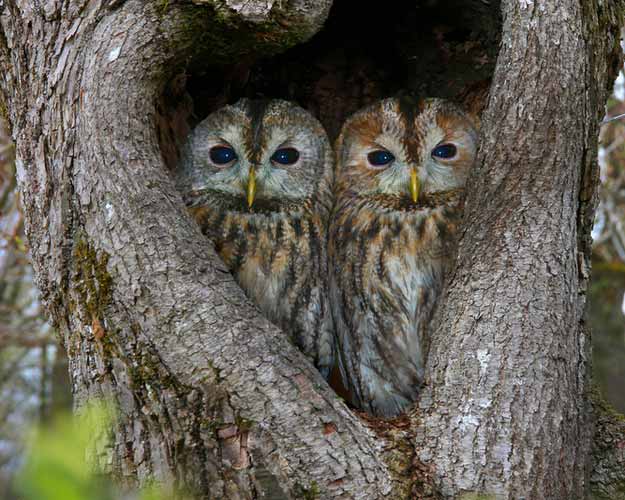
<box><xmin>591</xmin><ymin>392</ymin><xmax>625</xmax><ymax>500</ymax></box>
<box><xmin>0</xmin><ymin>0</ymin><xmax>624</xmax><ymax>498</ymax></box>
<box><xmin>417</xmin><ymin>1</ymin><xmax>624</xmax><ymax>499</ymax></box>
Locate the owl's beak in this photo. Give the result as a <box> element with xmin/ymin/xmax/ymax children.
<box><xmin>410</xmin><ymin>168</ymin><xmax>420</xmax><ymax>204</ymax></box>
<box><xmin>247</xmin><ymin>167</ymin><xmax>257</xmax><ymax>208</ymax></box>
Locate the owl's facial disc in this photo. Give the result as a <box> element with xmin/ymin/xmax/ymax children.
<box><xmin>246</xmin><ymin>145</ymin><xmax>302</xmax><ymax>207</ymax></box>
<box><xmin>250</xmin><ymin>129</ymin><xmax>316</xmax><ymax>204</ymax></box>
<box><xmin>336</xmin><ymin>98</ymin><xmax>477</xmax><ymax>210</ymax></box>
<box><xmin>366</xmin><ymin>149</ymin><xmax>420</xmax><ymax>202</ymax></box>
<box><xmin>179</xmin><ymin>99</ymin><xmax>331</xmax><ymax>215</ymax></box>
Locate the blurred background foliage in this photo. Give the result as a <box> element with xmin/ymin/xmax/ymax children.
<box><xmin>0</xmin><ymin>117</ymin><xmax>73</xmax><ymax>497</ymax></box>
<box><xmin>14</xmin><ymin>401</ymin><xmax>183</xmax><ymax>500</ymax></box>
<box><xmin>593</xmin><ymin>70</ymin><xmax>625</xmax><ymax>413</ymax></box>
<box><xmin>0</xmin><ymin>74</ymin><xmax>624</xmax><ymax>497</ymax></box>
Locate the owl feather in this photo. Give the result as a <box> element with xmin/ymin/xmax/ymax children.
<box><xmin>329</xmin><ymin>97</ymin><xmax>478</xmax><ymax>416</ymax></box>
<box><xmin>178</xmin><ymin>99</ymin><xmax>335</xmax><ymax>377</ymax></box>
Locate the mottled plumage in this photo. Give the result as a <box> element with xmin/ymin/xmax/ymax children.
<box><xmin>329</xmin><ymin>98</ymin><xmax>478</xmax><ymax>416</ymax></box>
<box><xmin>177</xmin><ymin>99</ymin><xmax>335</xmax><ymax>376</ymax></box>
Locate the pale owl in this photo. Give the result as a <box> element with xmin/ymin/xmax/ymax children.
<box><xmin>178</xmin><ymin>99</ymin><xmax>335</xmax><ymax>377</ymax></box>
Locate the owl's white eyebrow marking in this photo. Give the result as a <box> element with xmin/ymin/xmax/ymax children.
<box><xmin>373</xmin><ymin>134</ymin><xmax>406</xmax><ymax>160</ymax></box>
<box><xmin>369</xmin><ymin>142</ymin><xmax>390</xmax><ymax>151</ymax></box>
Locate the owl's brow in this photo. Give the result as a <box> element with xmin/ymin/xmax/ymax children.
<box><xmin>370</xmin><ymin>141</ymin><xmax>390</xmax><ymax>151</ymax></box>
<box><xmin>397</xmin><ymin>97</ymin><xmax>425</xmax><ymax>160</ymax></box>
<box><xmin>245</xmin><ymin>99</ymin><xmax>270</xmax><ymax>163</ymax></box>
<box><xmin>397</xmin><ymin>96</ymin><xmax>419</xmax><ymax>135</ymax></box>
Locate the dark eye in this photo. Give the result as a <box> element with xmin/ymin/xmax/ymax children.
<box><xmin>431</xmin><ymin>143</ymin><xmax>457</xmax><ymax>159</ymax></box>
<box><xmin>367</xmin><ymin>150</ymin><xmax>395</xmax><ymax>167</ymax></box>
<box><xmin>209</xmin><ymin>145</ymin><xmax>237</xmax><ymax>165</ymax></box>
<box><xmin>271</xmin><ymin>147</ymin><xmax>300</xmax><ymax>165</ymax></box>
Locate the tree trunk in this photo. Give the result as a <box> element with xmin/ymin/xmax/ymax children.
<box><xmin>0</xmin><ymin>0</ymin><xmax>623</xmax><ymax>499</ymax></box>
<box><xmin>416</xmin><ymin>1</ymin><xmax>625</xmax><ymax>498</ymax></box>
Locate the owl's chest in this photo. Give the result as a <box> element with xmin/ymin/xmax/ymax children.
<box><xmin>351</xmin><ymin>209</ymin><xmax>456</xmax><ymax>324</ymax></box>
<box><xmin>380</xmin><ymin>253</ymin><xmax>439</xmax><ymax>320</ymax></box>
<box><xmin>201</xmin><ymin>208</ymin><xmax>320</xmax><ymax>317</ymax></box>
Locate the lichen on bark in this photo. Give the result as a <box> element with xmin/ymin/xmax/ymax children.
<box><xmin>71</xmin><ymin>238</ymin><xmax>113</xmax><ymax>323</ymax></box>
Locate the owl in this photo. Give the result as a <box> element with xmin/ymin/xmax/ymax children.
<box><xmin>329</xmin><ymin>97</ymin><xmax>478</xmax><ymax>417</ymax></box>
<box><xmin>177</xmin><ymin>99</ymin><xmax>335</xmax><ymax>377</ymax></box>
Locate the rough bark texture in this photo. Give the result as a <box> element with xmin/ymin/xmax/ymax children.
<box><xmin>0</xmin><ymin>1</ymin><xmax>392</xmax><ymax>498</ymax></box>
<box><xmin>591</xmin><ymin>393</ymin><xmax>625</xmax><ymax>500</ymax></box>
<box><xmin>416</xmin><ymin>1</ymin><xmax>624</xmax><ymax>499</ymax></box>
<box><xmin>1</xmin><ymin>0</ymin><xmax>624</xmax><ymax>498</ymax></box>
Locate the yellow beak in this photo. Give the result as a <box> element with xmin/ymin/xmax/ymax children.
<box><xmin>410</xmin><ymin>168</ymin><xmax>420</xmax><ymax>204</ymax></box>
<box><xmin>247</xmin><ymin>167</ymin><xmax>257</xmax><ymax>208</ymax></box>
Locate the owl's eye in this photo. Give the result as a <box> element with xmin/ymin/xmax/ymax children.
<box><xmin>367</xmin><ymin>150</ymin><xmax>395</xmax><ymax>167</ymax></box>
<box><xmin>271</xmin><ymin>147</ymin><xmax>300</xmax><ymax>165</ymax></box>
<box><xmin>209</xmin><ymin>145</ymin><xmax>237</xmax><ymax>165</ymax></box>
<box><xmin>431</xmin><ymin>144</ymin><xmax>457</xmax><ymax>159</ymax></box>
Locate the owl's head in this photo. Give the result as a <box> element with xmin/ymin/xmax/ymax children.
<box><xmin>178</xmin><ymin>99</ymin><xmax>332</xmax><ymax>214</ymax></box>
<box><xmin>335</xmin><ymin>98</ymin><xmax>478</xmax><ymax>209</ymax></box>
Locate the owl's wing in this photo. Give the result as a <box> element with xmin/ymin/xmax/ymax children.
<box><xmin>330</xmin><ymin>272</ymin><xmax>423</xmax><ymax>417</ymax></box>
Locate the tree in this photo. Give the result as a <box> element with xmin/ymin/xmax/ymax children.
<box><xmin>0</xmin><ymin>0</ymin><xmax>624</xmax><ymax>498</ymax></box>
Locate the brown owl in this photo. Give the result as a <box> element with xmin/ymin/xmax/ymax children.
<box><xmin>177</xmin><ymin>99</ymin><xmax>335</xmax><ymax>377</ymax></box>
<box><xmin>329</xmin><ymin>97</ymin><xmax>478</xmax><ymax>417</ymax></box>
